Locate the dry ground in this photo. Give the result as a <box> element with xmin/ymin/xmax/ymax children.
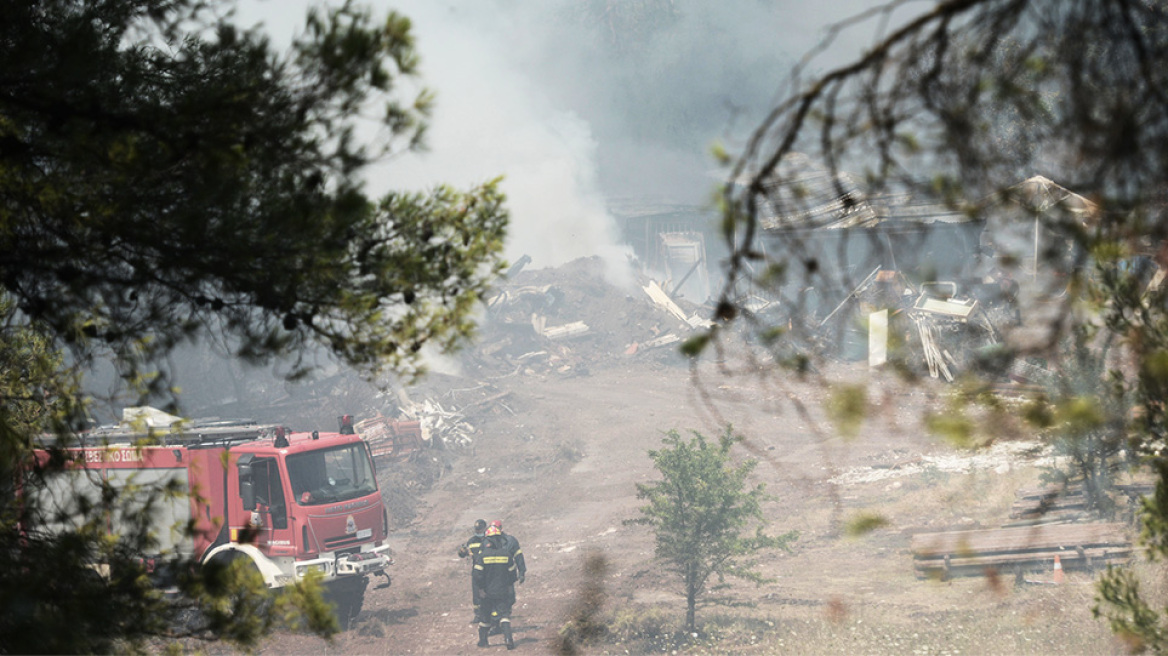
<box><xmin>245</xmin><ymin>342</ymin><xmax>1142</xmax><ymax>656</ymax></box>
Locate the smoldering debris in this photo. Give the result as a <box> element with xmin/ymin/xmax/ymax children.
<box><xmin>349</xmin><ymin>254</ymin><xmax>716</xmax><ymax>478</ymax></box>
<box><xmin>790</xmin><ymin>266</ymin><xmax>1015</xmax><ymax>381</ymax></box>
<box><xmin>468</xmin><ymin>256</ymin><xmax>711</xmax><ymax>377</ymax></box>
<box><xmin>907</xmin><ymin>284</ymin><xmax>1001</xmax><ymax>383</ymax></box>
<box><xmin>399</xmin><ymin>398</ymin><xmax>478</xmax><ymax>453</ymax></box>
<box><xmin>359</xmin><ymin>384</ymin><xmax>518</xmax><ymax>528</ymax></box>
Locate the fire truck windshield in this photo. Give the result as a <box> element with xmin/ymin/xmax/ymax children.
<box><xmin>286</xmin><ymin>443</ymin><xmax>378</xmax><ymax>506</ymax></box>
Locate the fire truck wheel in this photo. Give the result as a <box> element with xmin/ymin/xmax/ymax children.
<box><xmin>204</xmin><ymin>552</ymin><xmax>273</xmax><ymax>613</ymax></box>
<box><xmin>325</xmin><ymin>576</ymin><xmax>368</xmax><ymax>630</ymax></box>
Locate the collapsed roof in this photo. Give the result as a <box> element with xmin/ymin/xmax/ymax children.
<box><xmin>747</xmin><ymin>153</ymin><xmax>970</xmax><ymax>231</ymax></box>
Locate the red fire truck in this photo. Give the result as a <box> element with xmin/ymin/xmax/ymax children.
<box><xmin>30</xmin><ymin>416</ymin><xmax>392</xmax><ymax>627</ymax></box>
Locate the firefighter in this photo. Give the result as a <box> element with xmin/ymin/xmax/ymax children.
<box><xmin>473</xmin><ymin>523</ymin><xmax>517</xmax><ymax>649</ymax></box>
<box><xmin>458</xmin><ymin>519</ymin><xmax>488</xmax><ymax>622</ymax></box>
<box><xmin>489</xmin><ymin>519</ymin><xmax>526</xmax><ymax>588</ymax></box>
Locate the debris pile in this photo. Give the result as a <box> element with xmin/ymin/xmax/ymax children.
<box><xmin>354</xmin><ymin>415</ymin><xmax>425</xmax><ymax>466</ymax></box>
<box><xmin>467</xmin><ymin>256</ymin><xmax>710</xmax><ymax>376</ymax></box>
<box><xmin>398</xmin><ymin>398</ymin><xmax>477</xmax><ymax>453</ymax></box>
<box><xmin>364</xmin><ymin>382</ymin><xmax>519</xmax><ymax>528</ymax></box>
<box><xmin>808</xmin><ymin>267</ymin><xmax>1015</xmax><ymax>381</ymax></box>
<box><xmin>906</xmin><ymin>283</ymin><xmax>1001</xmax><ymax>382</ymax></box>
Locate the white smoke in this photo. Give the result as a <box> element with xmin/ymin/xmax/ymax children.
<box><xmin>367</xmin><ymin>1</ymin><xmax>630</xmax><ymax>279</ymax></box>
<box><xmin>234</xmin><ymin>0</ymin><xmax>896</xmax><ymax>289</ymax></box>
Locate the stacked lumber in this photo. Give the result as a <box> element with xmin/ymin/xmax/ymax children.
<box><xmin>1009</xmin><ymin>483</ymin><xmax>1156</xmax><ymax>523</ymax></box>
<box><xmin>911</xmin><ymin>523</ymin><xmax>1131</xmax><ymax>579</ymax></box>
<box><xmin>913</xmin><ymin>318</ymin><xmax>955</xmax><ymax>382</ymax></box>
<box><xmin>1116</xmin><ymin>482</ymin><xmax>1156</xmax><ymax>500</ymax></box>
<box><xmin>1010</xmin><ymin>485</ymin><xmax>1086</xmax><ymax>522</ymax></box>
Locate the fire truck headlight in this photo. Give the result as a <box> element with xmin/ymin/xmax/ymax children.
<box><xmin>296</xmin><ymin>563</ymin><xmax>330</xmax><ymax>578</ymax></box>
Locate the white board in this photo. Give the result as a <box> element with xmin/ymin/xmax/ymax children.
<box><xmin>869</xmin><ymin>309</ymin><xmax>888</xmax><ymax>367</ymax></box>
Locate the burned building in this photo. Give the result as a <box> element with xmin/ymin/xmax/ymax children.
<box><xmin>608</xmin><ymin>198</ymin><xmax>723</xmax><ymax>306</ymax></box>
<box><xmin>748</xmin><ymin>154</ymin><xmax>982</xmax><ymax>322</ymax></box>
<box><xmin>738</xmin><ymin>156</ymin><xmax>1103</xmax><ymax>378</ymax></box>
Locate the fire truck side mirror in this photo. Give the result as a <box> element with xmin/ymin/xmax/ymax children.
<box><xmin>238</xmin><ymin>453</ymin><xmax>257</xmax><ymax>511</ymax></box>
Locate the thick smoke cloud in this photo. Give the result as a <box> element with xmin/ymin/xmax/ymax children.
<box><xmin>236</xmin><ymin>0</ymin><xmax>889</xmax><ymax>272</ymax></box>
<box><xmin>368</xmin><ymin>1</ymin><xmax>626</xmax><ymax>273</ymax></box>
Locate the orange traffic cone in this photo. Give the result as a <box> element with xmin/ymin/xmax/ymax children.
<box><xmin>1053</xmin><ymin>555</ymin><xmax>1065</xmax><ymax>585</ymax></box>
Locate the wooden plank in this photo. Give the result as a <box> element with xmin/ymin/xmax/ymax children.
<box><xmin>911</xmin><ymin>522</ymin><xmax>1129</xmax><ymax>556</ymax></box>
<box><xmin>1015</xmin><ymin>485</ymin><xmax>1082</xmax><ymax>499</ymax></box>
<box><xmin>1012</xmin><ymin>494</ymin><xmax>1084</xmax><ymax>506</ymax></box>
<box><xmin>869</xmin><ymin>309</ymin><xmax>888</xmax><ymax>367</ymax></box>
<box><xmin>914</xmin><ymin>546</ymin><xmax>1132</xmax><ymax>569</ymax></box>
<box><xmin>1116</xmin><ymin>483</ymin><xmax>1155</xmax><ymax>498</ymax></box>
<box><xmin>1013</xmin><ymin>493</ymin><xmax>1084</xmax><ymax>504</ymax></box>
<box><xmin>1001</xmin><ymin>512</ymin><xmax>1089</xmax><ymax>528</ymax></box>
<box><xmin>1010</xmin><ymin>498</ymin><xmax>1087</xmax><ymax>519</ymax></box>
<box><xmin>463</xmin><ymin>391</ymin><xmax>513</xmax><ymax>412</ymax></box>
<box><xmin>914</xmin><ymin>550</ymin><xmax>1131</xmax><ymax>579</ymax></box>
<box><xmin>1011</xmin><ymin>500</ymin><xmax>1085</xmax><ymax>513</ymax></box>
<box><xmin>1010</xmin><ymin>508</ymin><xmax>1087</xmax><ymax>520</ymax></box>
<box><xmin>642</xmin><ymin>280</ymin><xmax>689</xmax><ymax>323</ymax></box>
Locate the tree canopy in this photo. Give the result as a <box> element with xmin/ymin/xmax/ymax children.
<box><xmin>1</xmin><ymin>0</ymin><xmax>508</xmax><ymax>400</ymax></box>
<box><xmin>0</xmin><ymin>0</ymin><xmax>508</xmax><ymax>651</ymax></box>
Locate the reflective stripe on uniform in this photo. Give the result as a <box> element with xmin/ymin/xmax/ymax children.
<box><xmin>482</xmin><ymin>556</ymin><xmax>510</xmax><ymax>564</ymax></box>
<box><xmin>474</xmin><ymin>564</ymin><xmax>484</xmax><ymax>570</ymax></box>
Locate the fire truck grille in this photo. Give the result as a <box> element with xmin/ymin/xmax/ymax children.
<box><xmin>324</xmin><ymin>535</ymin><xmax>363</xmax><ymax>550</ymax></box>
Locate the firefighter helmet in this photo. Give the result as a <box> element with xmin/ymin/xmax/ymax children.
<box><xmin>485</xmin><ymin>525</ymin><xmax>502</xmax><ymax>537</ymax></box>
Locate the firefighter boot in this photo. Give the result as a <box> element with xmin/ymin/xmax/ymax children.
<box><xmin>502</xmin><ymin>620</ymin><xmax>515</xmax><ymax>650</ymax></box>
<box><xmin>477</xmin><ymin>625</ymin><xmax>490</xmax><ymax>648</ymax></box>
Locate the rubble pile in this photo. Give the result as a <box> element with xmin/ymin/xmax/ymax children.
<box><xmin>363</xmin><ymin>382</ymin><xmax>520</xmax><ymax>528</ymax></box>
<box><xmin>398</xmin><ymin>398</ymin><xmax>476</xmax><ymax>452</ymax></box>
<box><xmin>810</xmin><ymin>268</ymin><xmax>1016</xmax><ymax>381</ymax></box>
<box><xmin>907</xmin><ymin>286</ymin><xmax>1001</xmax><ymax>382</ymax></box>
<box><xmin>464</xmin><ymin>256</ymin><xmax>710</xmax><ymax>377</ymax></box>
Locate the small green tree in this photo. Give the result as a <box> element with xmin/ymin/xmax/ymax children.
<box><xmin>633</xmin><ymin>427</ymin><xmax>796</xmax><ymax>633</ymax></box>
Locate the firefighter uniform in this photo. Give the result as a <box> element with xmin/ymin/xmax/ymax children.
<box><xmin>502</xmin><ymin>532</ymin><xmax>525</xmax><ymax>606</ymax></box>
<box><xmin>458</xmin><ymin>520</ymin><xmax>487</xmax><ymax>621</ymax></box>
<box><xmin>473</xmin><ymin>530</ymin><xmax>517</xmax><ymax>649</ymax></box>
<box><xmin>505</xmin><ymin>533</ymin><xmax>526</xmax><ymax>583</ymax></box>
<box><xmin>488</xmin><ymin>520</ymin><xmax>527</xmax><ymax>589</ymax></box>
